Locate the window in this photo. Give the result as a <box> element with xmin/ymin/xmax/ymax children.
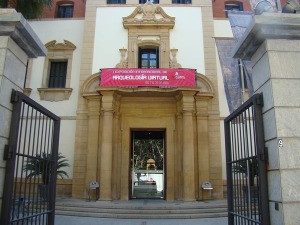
<box><xmin>138</xmin><ymin>48</ymin><xmax>159</xmax><ymax>68</ymax></box>
<box><xmin>107</xmin><ymin>0</ymin><xmax>126</xmax><ymax>4</ymax></box>
<box><xmin>48</xmin><ymin>61</ymin><xmax>68</xmax><ymax>88</ymax></box>
<box><xmin>139</xmin><ymin>0</ymin><xmax>159</xmax><ymax>4</ymax></box>
<box><xmin>57</xmin><ymin>4</ymin><xmax>74</xmax><ymax>18</ymax></box>
<box><xmin>38</xmin><ymin>40</ymin><xmax>76</xmax><ymax>101</ymax></box>
<box><xmin>225</xmin><ymin>2</ymin><xmax>243</xmax><ymax>17</ymax></box>
<box><xmin>172</xmin><ymin>0</ymin><xmax>191</xmax><ymax>4</ymax></box>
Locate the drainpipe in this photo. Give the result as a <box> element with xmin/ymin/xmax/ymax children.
<box><xmin>23</xmin><ymin>59</ymin><xmax>29</xmax><ymax>89</ymax></box>
<box><xmin>239</xmin><ymin>59</ymin><xmax>245</xmax><ymax>104</ymax></box>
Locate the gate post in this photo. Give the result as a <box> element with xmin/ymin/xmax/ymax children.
<box><xmin>233</xmin><ymin>13</ymin><xmax>300</xmax><ymax>225</ymax></box>
<box><xmin>0</xmin><ymin>9</ymin><xmax>46</xmax><ymax>218</ymax></box>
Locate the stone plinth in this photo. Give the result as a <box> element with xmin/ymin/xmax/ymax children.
<box><xmin>0</xmin><ymin>9</ymin><xmax>46</xmax><ymax>217</ymax></box>
<box><xmin>234</xmin><ymin>12</ymin><xmax>300</xmax><ymax>225</ymax></box>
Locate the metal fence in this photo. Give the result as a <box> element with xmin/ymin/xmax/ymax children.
<box><xmin>224</xmin><ymin>93</ymin><xmax>270</xmax><ymax>225</ymax></box>
<box><xmin>0</xmin><ymin>90</ymin><xmax>60</xmax><ymax>225</ymax></box>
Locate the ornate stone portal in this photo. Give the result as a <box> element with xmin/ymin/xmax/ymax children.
<box><xmin>78</xmin><ymin>72</ymin><xmax>221</xmax><ymax>201</ymax></box>
<box><xmin>72</xmin><ymin>2</ymin><xmax>223</xmax><ymax>201</ymax></box>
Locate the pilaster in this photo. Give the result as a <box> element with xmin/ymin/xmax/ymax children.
<box><xmin>99</xmin><ymin>90</ymin><xmax>115</xmax><ymax>201</ymax></box>
<box><xmin>85</xmin><ymin>96</ymin><xmax>101</xmax><ymax>194</ymax></box>
<box><xmin>195</xmin><ymin>97</ymin><xmax>210</xmax><ymax>200</ymax></box>
<box><xmin>180</xmin><ymin>90</ymin><xmax>197</xmax><ymax>201</ymax></box>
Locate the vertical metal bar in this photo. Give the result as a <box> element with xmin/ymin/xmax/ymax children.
<box><xmin>1</xmin><ymin>90</ymin><xmax>60</xmax><ymax>225</ymax></box>
<box><xmin>225</xmin><ymin>118</ymin><xmax>234</xmax><ymax>225</ymax></box>
<box><xmin>48</xmin><ymin>118</ymin><xmax>60</xmax><ymax>225</ymax></box>
<box><xmin>0</xmin><ymin>90</ymin><xmax>22</xmax><ymax>225</ymax></box>
<box><xmin>225</xmin><ymin>93</ymin><xmax>269</xmax><ymax>225</ymax></box>
<box><xmin>254</xmin><ymin>94</ymin><xmax>270</xmax><ymax>225</ymax></box>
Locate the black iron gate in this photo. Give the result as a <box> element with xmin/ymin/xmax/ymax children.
<box><xmin>224</xmin><ymin>93</ymin><xmax>270</xmax><ymax>225</ymax></box>
<box><xmin>1</xmin><ymin>90</ymin><xmax>60</xmax><ymax>225</ymax></box>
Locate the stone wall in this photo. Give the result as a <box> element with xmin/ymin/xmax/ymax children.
<box><xmin>0</xmin><ymin>9</ymin><xmax>46</xmax><ymax>216</ymax></box>
<box><xmin>233</xmin><ymin>13</ymin><xmax>300</xmax><ymax>225</ymax></box>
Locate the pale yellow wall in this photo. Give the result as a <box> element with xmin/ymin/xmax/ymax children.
<box><xmin>28</xmin><ymin>19</ymin><xmax>85</xmax><ymax>179</ymax></box>
<box><xmin>93</xmin><ymin>7</ymin><xmax>131</xmax><ymax>71</ymax></box>
<box><xmin>93</xmin><ymin>7</ymin><xmax>206</xmax><ymax>73</ymax></box>
<box><xmin>213</xmin><ymin>19</ymin><xmax>233</xmax><ymax>180</ymax></box>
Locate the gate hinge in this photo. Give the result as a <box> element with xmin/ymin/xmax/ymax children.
<box><xmin>259</xmin><ymin>147</ymin><xmax>268</xmax><ymax>161</ymax></box>
<box><xmin>255</xmin><ymin>94</ymin><xmax>264</xmax><ymax>106</ymax></box>
<box><xmin>10</xmin><ymin>89</ymin><xmax>19</xmax><ymax>103</ymax></box>
<box><xmin>4</xmin><ymin>144</ymin><xmax>13</xmax><ymax>160</ymax></box>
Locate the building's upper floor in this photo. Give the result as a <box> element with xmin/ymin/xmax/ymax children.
<box><xmin>39</xmin><ymin>0</ymin><xmax>265</xmax><ymax>19</ymax></box>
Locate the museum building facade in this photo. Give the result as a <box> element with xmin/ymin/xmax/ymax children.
<box><xmin>70</xmin><ymin>1</ymin><xmax>223</xmax><ymax>201</ymax></box>
<box><xmin>26</xmin><ymin>0</ymin><xmax>227</xmax><ymax>201</ymax></box>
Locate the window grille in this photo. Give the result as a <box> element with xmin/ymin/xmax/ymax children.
<box><xmin>48</xmin><ymin>61</ymin><xmax>68</xmax><ymax>88</ymax></box>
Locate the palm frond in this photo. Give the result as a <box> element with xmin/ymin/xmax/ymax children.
<box><xmin>23</xmin><ymin>152</ymin><xmax>69</xmax><ymax>184</ymax></box>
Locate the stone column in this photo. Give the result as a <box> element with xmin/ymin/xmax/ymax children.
<box><xmin>0</xmin><ymin>9</ymin><xmax>46</xmax><ymax>215</ymax></box>
<box><xmin>99</xmin><ymin>90</ymin><xmax>114</xmax><ymax>201</ymax></box>
<box><xmin>233</xmin><ymin>13</ymin><xmax>300</xmax><ymax>225</ymax></box>
<box><xmin>181</xmin><ymin>91</ymin><xmax>197</xmax><ymax>201</ymax></box>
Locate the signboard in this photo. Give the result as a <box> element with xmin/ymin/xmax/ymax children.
<box><xmin>100</xmin><ymin>68</ymin><xmax>196</xmax><ymax>87</ymax></box>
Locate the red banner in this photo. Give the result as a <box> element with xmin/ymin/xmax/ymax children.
<box><xmin>100</xmin><ymin>68</ymin><xmax>196</xmax><ymax>87</ymax></box>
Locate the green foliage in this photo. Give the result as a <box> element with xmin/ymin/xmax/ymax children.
<box><xmin>232</xmin><ymin>158</ymin><xmax>258</xmax><ymax>186</ymax></box>
<box><xmin>0</xmin><ymin>0</ymin><xmax>8</xmax><ymax>8</ymax></box>
<box><xmin>133</xmin><ymin>139</ymin><xmax>164</xmax><ymax>170</ymax></box>
<box><xmin>3</xmin><ymin>0</ymin><xmax>53</xmax><ymax>19</ymax></box>
<box><xmin>23</xmin><ymin>152</ymin><xmax>70</xmax><ymax>185</ymax></box>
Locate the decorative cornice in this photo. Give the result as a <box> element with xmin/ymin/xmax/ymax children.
<box><xmin>45</xmin><ymin>40</ymin><xmax>76</xmax><ymax>51</ymax></box>
<box><xmin>123</xmin><ymin>2</ymin><xmax>175</xmax><ymax>29</ymax></box>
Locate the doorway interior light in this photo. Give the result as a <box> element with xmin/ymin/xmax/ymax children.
<box><xmin>282</xmin><ymin>0</ymin><xmax>300</xmax><ymax>13</ymax></box>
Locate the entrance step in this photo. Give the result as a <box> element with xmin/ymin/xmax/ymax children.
<box><xmin>55</xmin><ymin>199</ymin><xmax>228</xmax><ymax>219</ymax></box>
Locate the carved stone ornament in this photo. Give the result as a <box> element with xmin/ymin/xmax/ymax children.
<box><xmin>123</xmin><ymin>2</ymin><xmax>175</xmax><ymax>29</ymax></box>
<box><xmin>116</xmin><ymin>48</ymin><xmax>128</xmax><ymax>68</ymax></box>
<box><xmin>45</xmin><ymin>40</ymin><xmax>76</xmax><ymax>51</ymax></box>
<box><xmin>169</xmin><ymin>48</ymin><xmax>182</xmax><ymax>68</ymax></box>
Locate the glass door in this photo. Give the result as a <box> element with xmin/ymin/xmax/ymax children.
<box><xmin>130</xmin><ymin>130</ymin><xmax>165</xmax><ymax>199</ymax></box>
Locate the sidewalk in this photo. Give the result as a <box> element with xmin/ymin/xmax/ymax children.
<box><xmin>55</xmin><ymin>215</ymin><xmax>228</xmax><ymax>225</ymax></box>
